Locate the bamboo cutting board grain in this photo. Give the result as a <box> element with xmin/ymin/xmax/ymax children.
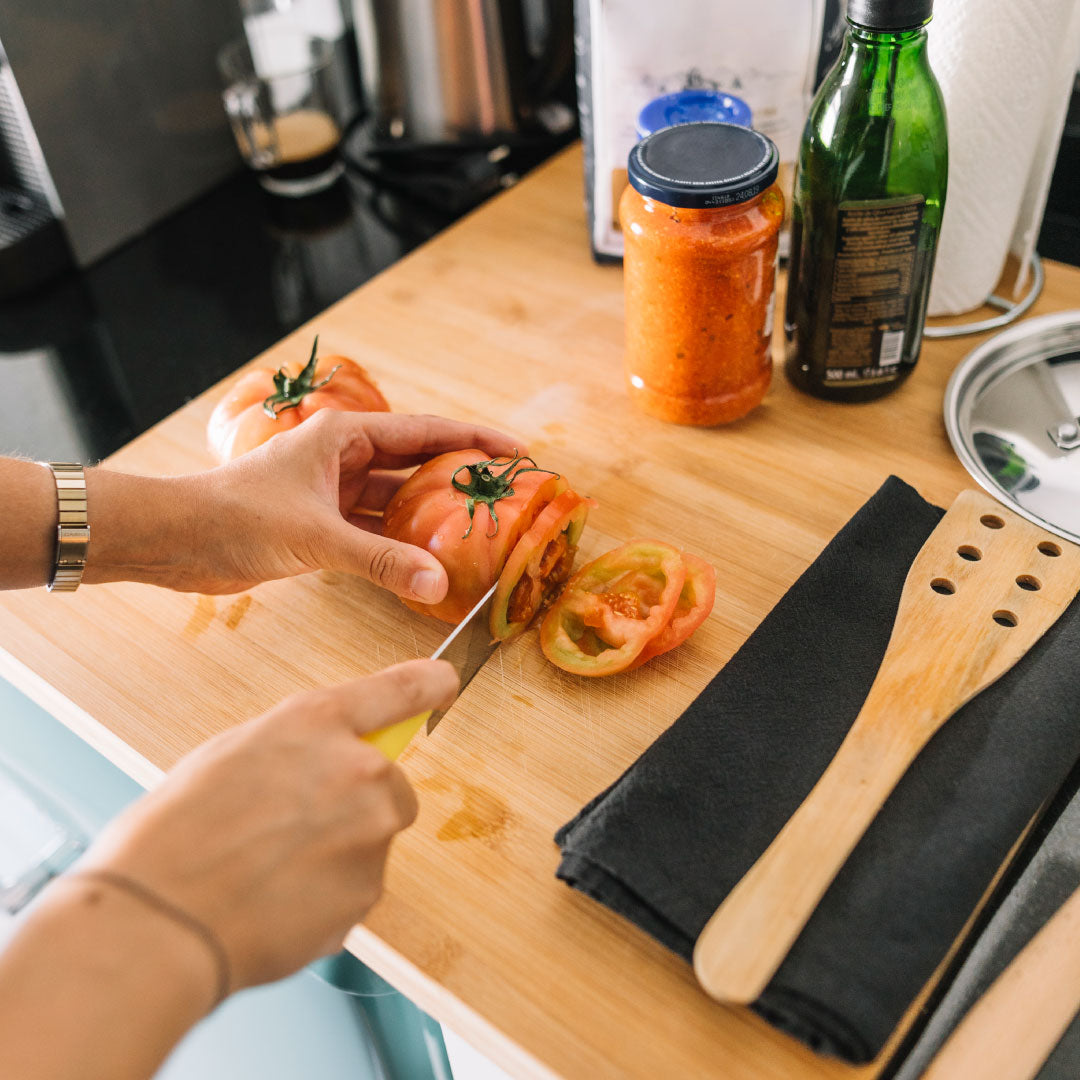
<box><xmin>2</xmin><ymin>145</ymin><xmax>1080</xmax><ymax>1079</ymax></box>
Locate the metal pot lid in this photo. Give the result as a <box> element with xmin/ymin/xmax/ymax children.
<box><xmin>944</xmin><ymin>310</ymin><xmax>1080</xmax><ymax>545</ymax></box>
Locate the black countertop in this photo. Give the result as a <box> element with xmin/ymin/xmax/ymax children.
<box><xmin>0</xmin><ymin>165</ymin><xmax>471</xmax><ymax>463</ymax></box>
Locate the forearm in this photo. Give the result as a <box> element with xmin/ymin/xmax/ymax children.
<box><xmin>0</xmin><ymin>876</ymin><xmax>215</xmax><ymax>1080</ymax></box>
<box><xmin>0</xmin><ymin>457</ymin><xmax>201</xmax><ymax>592</ymax></box>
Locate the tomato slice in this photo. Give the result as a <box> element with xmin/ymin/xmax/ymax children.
<box><xmin>490</xmin><ymin>490</ymin><xmax>596</xmax><ymax>640</ymax></box>
<box><xmin>627</xmin><ymin>552</ymin><xmax>716</xmax><ymax>669</ymax></box>
<box><xmin>540</xmin><ymin>540</ymin><xmax>686</xmax><ymax>676</ymax></box>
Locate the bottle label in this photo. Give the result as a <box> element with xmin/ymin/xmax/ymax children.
<box><xmin>823</xmin><ymin>195</ymin><xmax>925</xmax><ymax>385</ymax></box>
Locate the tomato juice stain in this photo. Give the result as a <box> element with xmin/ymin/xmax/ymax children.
<box><xmin>224</xmin><ymin>595</ymin><xmax>252</xmax><ymax>629</ymax></box>
<box><xmin>431</xmin><ymin>783</ymin><xmax>512</xmax><ymax>845</ymax></box>
<box><xmin>182</xmin><ymin>595</ymin><xmax>216</xmax><ymax>639</ymax></box>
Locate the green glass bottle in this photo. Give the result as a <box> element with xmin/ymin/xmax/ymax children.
<box><xmin>784</xmin><ymin>0</ymin><xmax>947</xmax><ymax>402</ymax></box>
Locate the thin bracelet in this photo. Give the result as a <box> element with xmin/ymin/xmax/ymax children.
<box><xmin>70</xmin><ymin>870</ymin><xmax>231</xmax><ymax>1008</ymax></box>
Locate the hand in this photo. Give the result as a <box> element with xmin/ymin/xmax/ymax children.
<box><xmin>80</xmin><ymin>659</ymin><xmax>458</xmax><ymax>992</ymax></box>
<box><xmin>79</xmin><ymin>410</ymin><xmax>519</xmax><ymax>600</ymax></box>
<box><xmin>187</xmin><ymin>410</ymin><xmax>519</xmax><ymax>599</ymax></box>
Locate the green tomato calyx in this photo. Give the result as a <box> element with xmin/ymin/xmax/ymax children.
<box><xmin>262</xmin><ymin>335</ymin><xmax>342</xmax><ymax>419</ymax></box>
<box><xmin>451</xmin><ymin>453</ymin><xmax>558</xmax><ymax>539</ymax></box>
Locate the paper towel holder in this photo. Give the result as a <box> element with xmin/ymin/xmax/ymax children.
<box><xmin>924</xmin><ymin>254</ymin><xmax>1044</xmax><ymax>339</ymax></box>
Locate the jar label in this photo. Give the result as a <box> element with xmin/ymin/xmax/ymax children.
<box><xmin>822</xmin><ymin>195</ymin><xmax>925</xmax><ymax>385</ymax></box>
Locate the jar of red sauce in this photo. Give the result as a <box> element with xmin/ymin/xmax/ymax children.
<box><xmin>621</xmin><ymin>122</ymin><xmax>784</xmax><ymax>426</ymax></box>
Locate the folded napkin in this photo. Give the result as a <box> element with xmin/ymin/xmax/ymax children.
<box><xmin>556</xmin><ymin>476</ymin><xmax>1080</xmax><ymax>1063</ymax></box>
<box><xmin>894</xmin><ymin>761</ymin><xmax>1080</xmax><ymax>1080</ymax></box>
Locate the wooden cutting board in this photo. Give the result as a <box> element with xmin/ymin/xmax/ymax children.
<box><xmin>2</xmin><ymin>144</ymin><xmax>1080</xmax><ymax>1079</ymax></box>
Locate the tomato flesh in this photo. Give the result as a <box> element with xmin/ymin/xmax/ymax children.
<box><xmin>628</xmin><ymin>553</ymin><xmax>716</xmax><ymax>669</ymax></box>
<box><xmin>490</xmin><ymin>491</ymin><xmax>594</xmax><ymax>640</ymax></box>
<box><xmin>539</xmin><ymin>540</ymin><xmax>686</xmax><ymax>676</ymax></box>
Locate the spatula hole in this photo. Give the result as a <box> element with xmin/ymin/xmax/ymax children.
<box><xmin>930</xmin><ymin>578</ymin><xmax>956</xmax><ymax>595</ymax></box>
<box><xmin>1016</xmin><ymin>575</ymin><xmax>1041</xmax><ymax>591</ymax></box>
<box><xmin>993</xmin><ymin>610</ymin><xmax>1018</xmax><ymax>627</ymax></box>
<box><xmin>957</xmin><ymin>545</ymin><xmax>982</xmax><ymax>561</ymax></box>
<box><xmin>1038</xmin><ymin>541</ymin><xmax>1062</xmax><ymax>557</ymax></box>
<box><xmin>980</xmin><ymin>514</ymin><xmax>1005</xmax><ymax>530</ymax></box>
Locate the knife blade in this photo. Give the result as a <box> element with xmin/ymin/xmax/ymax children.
<box><xmin>360</xmin><ymin>582</ymin><xmax>501</xmax><ymax>760</ymax></box>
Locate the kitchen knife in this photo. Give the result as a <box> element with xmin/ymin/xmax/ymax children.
<box><xmin>361</xmin><ymin>582</ymin><xmax>501</xmax><ymax>760</ymax></box>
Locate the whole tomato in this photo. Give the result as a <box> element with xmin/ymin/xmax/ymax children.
<box><xmin>207</xmin><ymin>336</ymin><xmax>389</xmax><ymax>463</ymax></box>
<box><xmin>382</xmin><ymin>450</ymin><xmax>568</xmax><ymax>624</ymax></box>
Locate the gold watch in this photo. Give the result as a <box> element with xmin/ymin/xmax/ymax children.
<box><xmin>39</xmin><ymin>462</ymin><xmax>88</xmax><ymax>592</ymax></box>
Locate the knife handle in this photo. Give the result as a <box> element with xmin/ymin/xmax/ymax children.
<box><xmin>360</xmin><ymin>711</ymin><xmax>431</xmax><ymax>761</ymax></box>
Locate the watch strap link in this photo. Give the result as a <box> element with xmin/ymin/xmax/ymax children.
<box><xmin>43</xmin><ymin>462</ymin><xmax>88</xmax><ymax>592</ymax></box>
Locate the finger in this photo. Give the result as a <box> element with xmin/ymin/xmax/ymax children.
<box><xmin>329</xmin><ymin>660</ymin><xmax>459</xmax><ymax>736</ymax></box>
<box><xmin>344</xmin><ymin>413</ymin><xmax>523</xmax><ymax>470</ymax></box>
<box><xmin>323</xmin><ymin>520</ymin><xmax>448</xmax><ymax>603</ymax></box>
<box><xmin>351</xmin><ymin>470</ymin><xmax>407</xmax><ymax>512</ymax></box>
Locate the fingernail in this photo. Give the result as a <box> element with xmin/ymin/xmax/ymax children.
<box><xmin>410</xmin><ymin>569</ymin><xmax>443</xmax><ymax>603</ymax></box>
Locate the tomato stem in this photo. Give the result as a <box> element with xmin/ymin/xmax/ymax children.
<box><xmin>262</xmin><ymin>335</ymin><xmax>342</xmax><ymax>419</ymax></box>
<box><xmin>451</xmin><ymin>453</ymin><xmax>558</xmax><ymax>539</ymax></box>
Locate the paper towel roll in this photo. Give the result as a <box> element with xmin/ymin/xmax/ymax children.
<box><xmin>927</xmin><ymin>0</ymin><xmax>1080</xmax><ymax>316</ymax></box>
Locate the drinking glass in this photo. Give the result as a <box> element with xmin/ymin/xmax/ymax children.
<box><xmin>218</xmin><ymin>30</ymin><xmax>345</xmax><ymax>197</ymax></box>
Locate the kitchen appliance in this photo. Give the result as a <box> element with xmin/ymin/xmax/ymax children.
<box><xmin>0</xmin><ymin>41</ymin><xmax>73</xmax><ymax>297</ymax></box>
<box><xmin>694</xmin><ymin>488</ymin><xmax>1080</xmax><ymax>1004</ymax></box>
<box><xmin>0</xmin><ymin>0</ymin><xmax>243</xmax><ymax>267</ymax></box>
<box><xmin>353</xmin><ymin>0</ymin><xmax>574</xmax><ymax>144</ymax></box>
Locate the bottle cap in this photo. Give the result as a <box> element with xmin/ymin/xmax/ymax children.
<box><xmin>847</xmin><ymin>0</ymin><xmax>933</xmax><ymax>29</ymax></box>
<box><xmin>627</xmin><ymin>122</ymin><xmax>779</xmax><ymax>210</ymax></box>
<box><xmin>635</xmin><ymin>90</ymin><xmax>752</xmax><ymax>140</ymax></box>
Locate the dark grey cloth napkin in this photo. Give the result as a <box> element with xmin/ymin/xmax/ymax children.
<box><xmin>894</xmin><ymin>761</ymin><xmax>1080</xmax><ymax>1080</ymax></box>
<box><xmin>555</xmin><ymin>476</ymin><xmax>1080</xmax><ymax>1064</ymax></box>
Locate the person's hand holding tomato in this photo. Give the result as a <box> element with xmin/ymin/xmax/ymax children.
<box><xmin>80</xmin><ymin>410</ymin><xmax>518</xmax><ymax>603</ymax></box>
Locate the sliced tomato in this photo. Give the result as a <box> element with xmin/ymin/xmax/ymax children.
<box><xmin>490</xmin><ymin>490</ymin><xmax>596</xmax><ymax>640</ymax></box>
<box><xmin>382</xmin><ymin>450</ymin><xmax>568</xmax><ymax>623</ymax></box>
<box><xmin>627</xmin><ymin>552</ymin><xmax>716</xmax><ymax>669</ymax></box>
<box><xmin>540</xmin><ymin>540</ymin><xmax>686</xmax><ymax>677</ymax></box>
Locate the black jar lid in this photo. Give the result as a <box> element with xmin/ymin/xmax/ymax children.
<box><xmin>627</xmin><ymin>122</ymin><xmax>780</xmax><ymax>210</ymax></box>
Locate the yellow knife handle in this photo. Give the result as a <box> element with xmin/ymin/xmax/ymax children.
<box><xmin>360</xmin><ymin>710</ymin><xmax>431</xmax><ymax>761</ymax></box>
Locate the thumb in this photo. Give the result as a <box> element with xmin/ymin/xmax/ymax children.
<box><xmin>324</xmin><ymin>520</ymin><xmax>448</xmax><ymax>604</ymax></box>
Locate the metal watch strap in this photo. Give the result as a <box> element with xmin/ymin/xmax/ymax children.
<box><xmin>42</xmin><ymin>462</ymin><xmax>88</xmax><ymax>592</ymax></box>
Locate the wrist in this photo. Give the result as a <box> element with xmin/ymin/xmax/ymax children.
<box><xmin>0</xmin><ymin>873</ymin><xmax>221</xmax><ymax>1080</ymax></box>
<box><xmin>83</xmin><ymin>469</ymin><xmax>201</xmax><ymax>590</ymax></box>
<box><xmin>49</xmin><ymin>872</ymin><xmax>221</xmax><ymax>1015</ymax></box>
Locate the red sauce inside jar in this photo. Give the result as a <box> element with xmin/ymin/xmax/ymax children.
<box><xmin>621</xmin><ymin>123</ymin><xmax>784</xmax><ymax>426</ymax></box>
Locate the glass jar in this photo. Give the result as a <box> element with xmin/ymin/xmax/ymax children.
<box><xmin>621</xmin><ymin>122</ymin><xmax>784</xmax><ymax>426</ymax></box>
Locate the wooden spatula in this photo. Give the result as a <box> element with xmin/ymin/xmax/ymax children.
<box><xmin>694</xmin><ymin>489</ymin><xmax>1080</xmax><ymax>1005</ymax></box>
<box><xmin>919</xmin><ymin>882</ymin><xmax>1080</xmax><ymax>1080</ymax></box>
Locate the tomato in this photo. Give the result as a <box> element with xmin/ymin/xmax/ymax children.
<box><xmin>207</xmin><ymin>336</ymin><xmax>389</xmax><ymax>463</ymax></box>
<box><xmin>540</xmin><ymin>540</ymin><xmax>686</xmax><ymax>677</ymax></box>
<box><xmin>627</xmin><ymin>552</ymin><xmax>716</xmax><ymax>669</ymax></box>
<box><xmin>382</xmin><ymin>450</ymin><xmax>568</xmax><ymax>624</ymax></box>
<box><xmin>490</xmin><ymin>490</ymin><xmax>596</xmax><ymax>640</ymax></box>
